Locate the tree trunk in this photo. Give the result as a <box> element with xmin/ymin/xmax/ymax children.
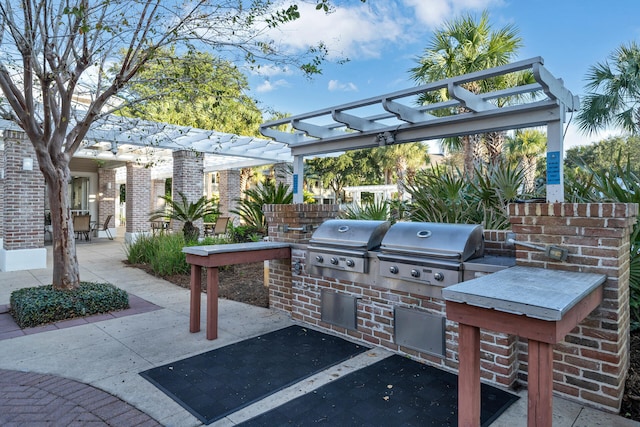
<box><xmin>396</xmin><ymin>157</ymin><xmax>408</xmax><ymax>200</ymax></box>
<box><xmin>484</xmin><ymin>131</ymin><xmax>505</xmax><ymax>165</ymax></box>
<box><xmin>44</xmin><ymin>164</ymin><xmax>81</xmax><ymax>290</ymax></box>
<box><xmin>523</xmin><ymin>156</ymin><xmax>538</xmax><ymax>194</ymax></box>
<box><xmin>463</xmin><ymin>134</ymin><xmax>483</xmax><ymax>178</ymax></box>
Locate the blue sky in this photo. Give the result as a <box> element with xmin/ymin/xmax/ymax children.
<box><xmin>246</xmin><ymin>0</ymin><xmax>640</xmax><ymax>149</ymax></box>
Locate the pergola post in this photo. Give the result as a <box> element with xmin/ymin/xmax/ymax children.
<box><xmin>292</xmin><ymin>155</ymin><xmax>304</xmax><ymax>204</ymax></box>
<box><xmin>546</xmin><ymin>115</ymin><xmax>565</xmax><ymax>202</ymax></box>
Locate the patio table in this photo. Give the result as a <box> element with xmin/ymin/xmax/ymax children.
<box><xmin>442</xmin><ymin>266</ymin><xmax>606</xmax><ymax>427</ymax></box>
<box><xmin>183</xmin><ymin>242</ymin><xmax>291</xmax><ymax>340</ymax></box>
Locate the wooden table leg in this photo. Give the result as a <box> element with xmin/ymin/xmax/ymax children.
<box><xmin>190</xmin><ymin>264</ymin><xmax>202</xmax><ymax>333</ymax></box>
<box><xmin>206</xmin><ymin>267</ymin><xmax>219</xmax><ymax>340</ymax></box>
<box><xmin>458</xmin><ymin>323</ymin><xmax>481</xmax><ymax>427</ymax></box>
<box><xmin>527</xmin><ymin>340</ymin><xmax>554</xmax><ymax>427</ymax></box>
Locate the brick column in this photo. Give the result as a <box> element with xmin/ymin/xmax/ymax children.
<box><xmin>172</xmin><ymin>150</ymin><xmax>203</xmax><ymax>234</ymax></box>
<box><xmin>125</xmin><ymin>162</ymin><xmax>151</xmax><ymax>243</ymax></box>
<box><xmin>274</xmin><ymin>162</ymin><xmax>293</xmax><ymax>188</ymax></box>
<box><xmin>219</xmin><ymin>169</ymin><xmax>241</xmax><ymax>222</ymax></box>
<box><xmin>509</xmin><ymin>202</ymin><xmax>637</xmax><ymax>412</ymax></box>
<box><xmin>0</xmin><ymin>145</ymin><xmax>4</xmax><ymax>245</ymax></box>
<box><xmin>1</xmin><ymin>131</ymin><xmax>46</xmax><ymax>271</ymax></box>
<box><xmin>150</xmin><ymin>179</ymin><xmax>166</xmax><ymax>210</ymax></box>
<box><xmin>263</xmin><ymin>204</ymin><xmax>339</xmax><ymax>314</ymax></box>
<box><xmin>97</xmin><ymin>168</ymin><xmax>116</xmax><ymax>238</ymax></box>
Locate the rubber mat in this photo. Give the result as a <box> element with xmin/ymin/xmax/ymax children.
<box><xmin>240</xmin><ymin>354</ymin><xmax>519</xmax><ymax>426</ymax></box>
<box><xmin>140</xmin><ymin>325</ymin><xmax>368</xmax><ymax>424</ymax></box>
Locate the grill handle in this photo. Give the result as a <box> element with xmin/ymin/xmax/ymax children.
<box><xmin>507</xmin><ymin>238</ymin><xmax>568</xmax><ymax>261</ymax></box>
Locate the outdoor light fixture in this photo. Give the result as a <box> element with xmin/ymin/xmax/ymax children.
<box><xmin>22</xmin><ymin>158</ymin><xmax>33</xmax><ymax>171</ymax></box>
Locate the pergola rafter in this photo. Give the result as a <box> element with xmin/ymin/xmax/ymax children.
<box><xmin>0</xmin><ymin>111</ymin><xmax>293</xmax><ymax>175</ymax></box>
<box><xmin>259</xmin><ymin>57</ymin><xmax>579</xmax><ymax>203</ymax></box>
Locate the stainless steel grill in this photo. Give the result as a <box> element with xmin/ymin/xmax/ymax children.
<box><xmin>377</xmin><ymin>222</ymin><xmax>484</xmax><ymax>292</ymax></box>
<box><xmin>307</xmin><ymin>219</ymin><xmax>390</xmax><ymax>276</ymax></box>
<box><xmin>306</xmin><ymin>219</ymin><xmax>513</xmax><ymax>357</ymax></box>
<box><xmin>306</xmin><ymin>219</ymin><xmax>512</xmax><ymax>297</ymax></box>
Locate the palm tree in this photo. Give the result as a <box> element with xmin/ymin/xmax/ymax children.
<box><xmin>410</xmin><ymin>10</ymin><xmax>524</xmax><ymax>175</ymax></box>
<box><xmin>371</xmin><ymin>143</ymin><xmax>430</xmax><ymax>199</ymax></box>
<box><xmin>506</xmin><ymin>129</ymin><xmax>547</xmax><ymax>193</ymax></box>
<box><xmin>149</xmin><ymin>192</ymin><xmax>219</xmax><ymax>242</ymax></box>
<box><xmin>231</xmin><ymin>181</ymin><xmax>293</xmax><ymax>234</ymax></box>
<box><xmin>577</xmin><ymin>41</ymin><xmax>640</xmax><ymax>135</ymax></box>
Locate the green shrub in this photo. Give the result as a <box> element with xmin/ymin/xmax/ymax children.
<box><xmin>340</xmin><ymin>199</ymin><xmax>391</xmax><ymax>221</ymax></box>
<box><xmin>228</xmin><ymin>224</ymin><xmax>264</xmax><ymax>243</ymax></box>
<box><xmin>10</xmin><ymin>282</ymin><xmax>129</xmax><ymax>328</ymax></box>
<box><xmin>125</xmin><ymin>233</ymin><xmax>236</xmax><ymax>277</ymax></box>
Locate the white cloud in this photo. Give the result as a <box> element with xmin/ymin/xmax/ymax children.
<box><xmin>269</xmin><ymin>2</ymin><xmax>411</xmax><ymax>60</ymax></box>
<box><xmin>256</xmin><ymin>79</ymin><xmax>290</xmax><ymax>93</ymax></box>
<box><xmin>328</xmin><ymin>79</ymin><xmax>358</xmax><ymax>92</ymax></box>
<box><xmin>264</xmin><ymin>0</ymin><xmax>503</xmax><ymax>63</ymax></box>
<box><xmin>250</xmin><ymin>64</ymin><xmax>293</xmax><ymax>77</ymax></box>
<box><xmin>403</xmin><ymin>0</ymin><xmax>504</xmax><ymax>26</ymax></box>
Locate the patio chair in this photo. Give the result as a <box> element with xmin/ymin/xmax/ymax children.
<box><xmin>73</xmin><ymin>214</ymin><xmax>92</xmax><ymax>241</ymax></box>
<box><xmin>211</xmin><ymin>216</ymin><xmax>230</xmax><ymax>237</ymax></box>
<box><xmin>99</xmin><ymin>214</ymin><xmax>114</xmax><ymax>240</ymax></box>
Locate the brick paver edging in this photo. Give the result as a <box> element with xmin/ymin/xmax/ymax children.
<box><xmin>0</xmin><ymin>369</ymin><xmax>161</xmax><ymax>426</ymax></box>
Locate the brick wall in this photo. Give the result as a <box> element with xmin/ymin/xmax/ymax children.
<box><xmin>172</xmin><ymin>150</ymin><xmax>204</xmax><ymax>234</ymax></box>
<box><xmin>509</xmin><ymin>202</ymin><xmax>636</xmax><ymax>412</ymax></box>
<box><xmin>266</xmin><ymin>203</ymin><xmax>634</xmax><ymax>413</ymax></box>
<box><xmin>3</xmin><ymin>131</ymin><xmax>44</xmax><ymax>250</ymax></box>
<box><xmin>264</xmin><ymin>204</ymin><xmax>338</xmax><ymax>313</ymax></box>
<box><xmin>150</xmin><ymin>179</ymin><xmax>166</xmax><ymax>211</ymax></box>
<box><xmin>0</xmin><ymin>141</ymin><xmax>4</xmax><ymax>240</ymax></box>
<box><xmin>125</xmin><ymin>163</ymin><xmax>151</xmax><ymax>234</ymax></box>
<box><xmin>219</xmin><ymin>169</ymin><xmax>240</xmax><ymax>221</ymax></box>
<box><xmin>97</xmin><ymin>168</ymin><xmax>116</xmax><ymax>227</ymax></box>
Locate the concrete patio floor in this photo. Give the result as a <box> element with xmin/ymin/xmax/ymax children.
<box><xmin>0</xmin><ymin>232</ymin><xmax>637</xmax><ymax>426</ymax></box>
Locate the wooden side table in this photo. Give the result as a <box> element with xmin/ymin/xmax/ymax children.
<box><xmin>183</xmin><ymin>242</ymin><xmax>291</xmax><ymax>340</ymax></box>
<box><xmin>442</xmin><ymin>266</ymin><xmax>606</xmax><ymax>427</ymax></box>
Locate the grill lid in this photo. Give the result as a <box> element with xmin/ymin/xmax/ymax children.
<box><xmin>380</xmin><ymin>222</ymin><xmax>484</xmax><ymax>261</ymax></box>
<box><xmin>309</xmin><ymin>219</ymin><xmax>391</xmax><ymax>250</ymax></box>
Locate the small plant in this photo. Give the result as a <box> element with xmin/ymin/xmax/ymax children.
<box><xmin>231</xmin><ymin>181</ymin><xmax>293</xmax><ymax>234</ymax></box>
<box><xmin>340</xmin><ymin>199</ymin><xmax>390</xmax><ymax>221</ymax></box>
<box><xmin>10</xmin><ymin>282</ymin><xmax>129</xmax><ymax>328</ymax></box>
<box><xmin>149</xmin><ymin>191</ymin><xmax>219</xmax><ymax>242</ymax></box>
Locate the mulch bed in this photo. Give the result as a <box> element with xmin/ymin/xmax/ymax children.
<box><xmin>129</xmin><ymin>261</ymin><xmax>269</xmax><ymax>308</ymax></box>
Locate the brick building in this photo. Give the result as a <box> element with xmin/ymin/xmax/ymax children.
<box><xmin>0</xmin><ymin>115</ymin><xmax>292</xmax><ymax>271</ymax></box>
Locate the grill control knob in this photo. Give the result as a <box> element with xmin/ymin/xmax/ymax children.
<box><xmin>315</xmin><ymin>255</ymin><xmax>324</xmax><ymax>263</ymax></box>
<box><xmin>389</xmin><ymin>266</ymin><xmax>399</xmax><ymax>274</ymax></box>
<box><xmin>345</xmin><ymin>259</ymin><xmax>355</xmax><ymax>267</ymax></box>
<box><xmin>410</xmin><ymin>269</ymin><xmax>420</xmax><ymax>278</ymax></box>
<box><xmin>434</xmin><ymin>272</ymin><xmax>444</xmax><ymax>281</ymax></box>
<box><xmin>330</xmin><ymin>257</ymin><xmax>339</xmax><ymax>265</ymax></box>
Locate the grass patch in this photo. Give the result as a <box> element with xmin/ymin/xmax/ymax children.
<box><xmin>10</xmin><ymin>282</ymin><xmax>129</xmax><ymax>328</ymax></box>
<box><xmin>125</xmin><ymin>233</ymin><xmax>232</xmax><ymax>276</ymax></box>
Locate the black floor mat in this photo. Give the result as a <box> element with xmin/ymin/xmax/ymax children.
<box><xmin>240</xmin><ymin>354</ymin><xmax>519</xmax><ymax>427</ymax></box>
<box><xmin>139</xmin><ymin>326</ymin><xmax>368</xmax><ymax>424</ymax></box>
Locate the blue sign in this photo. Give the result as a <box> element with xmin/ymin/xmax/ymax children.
<box><xmin>547</xmin><ymin>151</ymin><xmax>561</xmax><ymax>185</ymax></box>
<box><xmin>293</xmin><ymin>174</ymin><xmax>299</xmax><ymax>194</ymax></box>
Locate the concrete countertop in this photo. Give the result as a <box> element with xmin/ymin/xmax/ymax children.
<box><xmin>442</xmin><ymin>266</ymin><xmax>606</xmax><ymax>321</ymax></box>
<box><xmin>182</xmin><ymin>241</ymin><xmax>291</xmax><ymax>256</ymax></box>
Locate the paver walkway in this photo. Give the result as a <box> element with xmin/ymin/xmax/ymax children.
<box><xmin>0</xmin><ymin>369</ymin><xmax>161</xmax><ymax>426</ymax></box>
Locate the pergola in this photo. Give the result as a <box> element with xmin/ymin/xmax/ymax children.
<box><xmin>259</xmin><ymin>57</ymin><xmax>579</xmax><ymax>203</ymax></box>
<box><xmin>0</xmin><ymin>113</ymin><xmax>293</xmax><ymax>178</ymax></box>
